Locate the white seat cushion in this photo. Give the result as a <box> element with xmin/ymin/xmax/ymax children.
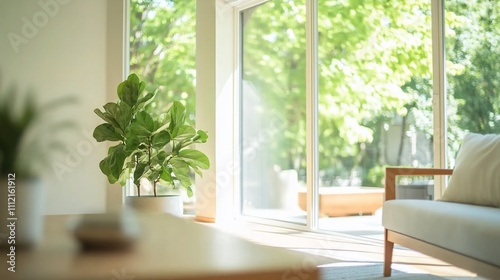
<box><xmin>383</xmin><ymin>199</ymin><xmax>500</xmax><ymax>267</ymax></box>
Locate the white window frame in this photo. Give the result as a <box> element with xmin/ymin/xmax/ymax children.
<box><xmin>431</xmin><ymin>0</ymin><xmax>447</xmax><ymax>198</ymax></box>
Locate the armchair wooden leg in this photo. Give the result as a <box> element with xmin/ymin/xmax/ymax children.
<box><xmin>384</xmin><ymin>229</ymin><xmax>394</xmax><ymax>277</ymax></box>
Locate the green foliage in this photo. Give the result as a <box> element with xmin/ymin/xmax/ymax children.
<box><xmin>446</xmin><ymin>0</ymin><xmax>500</xmax><ymax>136</ymax></box>
<box><xmin>0</xmin><ymin>85</ymin><xmax>36</xmax><ymax>178</ymax></box>
<box><xmin>241</xmin><ymin>0</ymin><xmax>433</xmax><ymax>173</ymax></box>
<box><xmin>93</xmin><ymin>74</ymin><xmax>209</xmax><ymax>197</ymax></box>
<box><xmin>129</xmin><ymin>0</ymin><xmax>196</xmax><ymax>124</ymax></box>
<box><xmin>0</xmin><ymin>78</ymin><xmax>76</xmax><ymax>179</ymax></box>
<box><xmin>130</xmin><ymin>0</ymin><xmax>499</xmax><ymax>186</ymax></box>
<box><xmin>363</xmin><ymin>165</ymin><xmax>387</xmax><ymax>188</ymax></box>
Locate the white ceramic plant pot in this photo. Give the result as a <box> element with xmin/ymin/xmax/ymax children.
<box><xmin>0</xmin><ymin>177</ymin><xmax>45</xmax><ymax>248</ymax></box>
<box><xmin>125</xmin><ymin>195</ymin><xmax>183</xmax><ymax>216</ymax></box>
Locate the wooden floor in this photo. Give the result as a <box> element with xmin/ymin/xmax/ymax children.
<box><xmin>210</xmin><ymin>217</ymin><xmax>485</xmax><ymax>279</ymax></box>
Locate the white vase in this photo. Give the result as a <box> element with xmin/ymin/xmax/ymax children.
<box><xmin>125</xmin><ymin>195</ymin><xmax>183</xmax><ymax>216</ymax></box>
<box><xmin>0</xmin><ymin>177</ymin><xmax>45</xmax><ymax>248</ymax></box>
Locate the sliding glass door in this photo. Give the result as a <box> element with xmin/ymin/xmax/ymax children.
<box><xmin>238</xmin><ymin>0</ymin><xmax>434</xmax><ymax>229</ymax></box>
<box><xmin>237</xmin><ymin>0</ymin><xmax>498</xmax><ymax>231</ymax></box>
<box><xmin>239</xmin><ymin>1</ymin><xmax>307</xmax><ymax>224</ymax></box>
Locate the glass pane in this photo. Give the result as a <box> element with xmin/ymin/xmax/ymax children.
<box><xmin>240</xmin><ymin>1</ymin><xmax>307</xmax><ymax>224</ymax></box>
<box><xmin>130</xmin><ymin>0</ymin><xmax>196</xmax><ymax>122</ymax></box>
<box><xmin>317</xmin><ymin>0</ymin><xmax>433</xmax><ymax>233</ymax></box>
<box><xmin>445</xmin><ymin>0</ymin><xmax>500</xmax><ymax>167</ymax></box>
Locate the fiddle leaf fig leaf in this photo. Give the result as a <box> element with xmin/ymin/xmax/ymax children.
<box><xmin>108</xmin><ymin>144</ymin><xmax>127</xmax><ymax>181</ymax></box>
<box><xmin>99</xmin><ymin>157</ymin><xmax>117</xmax><ymax>184</ymax></box>
<box><xmin>186</xmin><ymin>186</ymin><xmax>193</xmax><ymax>198</ymax></box>
<box><xmin>152</xmin><ymin>130</ymin><xmax>171</xmax><ymax>147</ymax></box>
<box><xmin>138</xmin><ymin>81</ymin><xmax>146</xmax><ymax>95</ymax></box>
<box><xmin>127</xmin><ymin>73</ymin><xmax>140</xmax><ymax>84</ymax></box>
<box><xmin>194</xmin><ymin>130</ymin><xmax>209</xmax><ymax>143</ymax></box>
<box><xmin>95</xmin><ymin>102</ymin><xmax>124</xmax><ymax>132</ymax></box>
<box><xmin>158</xmin><ymin>112</ymin><xmax>170</xmax><ymax>127</ymax></box>
<box><xmin>136</xmin><ymin>90</ymin><xmax>156</xmax><ymax>110</ymax></box>
<box><xmin>93</xmin><ymin>123</ymin><xmax>122</xmax><ymax>142</ymax></box>
<box><xmin>136</xmin><ymin>111</ymin><xmax>156</xmax><ymax>132</ymax></box>
<box><xmin>146</xmin><ymin>170</ymin><xmax>161</xmax><ymax>182</ymax></box>
<box><xmin>170</xmin><ymin>158</ymin><xmax>192</xmax><ymax>188</ymax></box>
<box><xmin>103</xmin><ymin>102</ymin><xmax>119</xmax><ymax>116</ymax></box>
<box><xmin>94</xmin><ymin>108</ymin><xmax>116</xmax><ymax>126</ymax></box>
<box><xmin>157</xmin><ymin>150</ymin><xmax>168</xmax><ymax>162</ymax></box>
<box><xmin>117</xmin><ymin>74</ymin><xmax>141</xmax><ymax>107</ymax></box>
<box><xmin>178</xmin><ymin>149</ymin><xmax>210</xmax><ymax>170</ymax></box>
<box><xmin>116</xmin><ymin>102</ymin><xmax>133</xmax><ymax>130</ymax></box>
<box><xmin>117</xmin><ymin>166</ymin><xmax>132</xmax><ymax>186</ymax></box>
<box><xmin>171</xmin><ymin>125</ymin><xmax>196</xmax><ymax>141</ymax></box>
<box><xmin>133</xmin><ymin>162</ymin><xmax>147</xmax><ymax>187</ymax></box>
<box><xmin>116</xmin><ymin>81</ymin><xmax>128</xmax><ymax>103</ymax></box>
<box><xmin>168</xmin><ymin>101</ymin><xmax>186</xmax><ymax>130</ymax></box>
<box><xmin>125</xmin><ymin>134</ymin><xmax>141</xmax><ymax>152</ymax></box>
<box><xmin>160</xmin><ymin>168</ymin><xmax>173</xmax><ymax>183</ymax></box>
<box><xmin>126</xmin><ymin>123</ymin><xmax>151</xmax><ymax>140</ymax></box>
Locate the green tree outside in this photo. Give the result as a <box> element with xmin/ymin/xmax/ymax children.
<box><xmin>130</xmin><ymin>0</ymin><xmax>499</xmax><ymax>187</ymax></box>
<box><xmin>130</xmin><ymin>0</ymin><xmax>196</xmax><ymax>124</ymax></box>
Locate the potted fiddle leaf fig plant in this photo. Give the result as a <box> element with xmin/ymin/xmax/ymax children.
<box><xmin>93</xmin><ymin>73</ymin><xmax>209</xmax><ymax>215</ymax></box>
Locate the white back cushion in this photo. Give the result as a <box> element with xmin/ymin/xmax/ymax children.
<box><xmin>441</xmin><ymin>133</ymin><xmax>500</xmax><ymax>207</ymax></box>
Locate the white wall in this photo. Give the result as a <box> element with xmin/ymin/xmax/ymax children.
<box><xmin>195</xmin><ymin>0</ymin><xmax>237</xmax><ymax>223</ymax></box>
<box><xmin>0</xmin><ymin>0</ymin><xmax>125</xmax><ymax>214</ymax></box>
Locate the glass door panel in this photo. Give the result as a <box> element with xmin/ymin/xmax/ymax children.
<box><xmin>445</xmin><ymin>0</ymin><xmax>500</xmax><ymax>167</ymax></box>
<box><xmin>240</xmin><ymin>0</ymin><xmax>307</xmax><ymax>224</ymax></box>
<box><xmin>317</xmin><ymin>0</ymin><xmax>433</xmax><ymax>233</ymax></box>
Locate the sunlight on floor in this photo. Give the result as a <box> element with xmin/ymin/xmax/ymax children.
<box><xmin>210</xmin><ymin>214</ymin><xmax>483</xmax><ymax>279</ymax></box>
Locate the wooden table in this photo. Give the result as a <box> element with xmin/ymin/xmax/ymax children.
<box><xmin>1</xmin><ymin>214</ymin><xmax>318</xmax><ymax>280</ymax></box>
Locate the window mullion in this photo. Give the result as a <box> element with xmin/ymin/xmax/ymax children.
<box><xmin>305</xmin><ymin>0</ymin><xmax>319</xmax><ymax>230</ymax></box>
<box><xmin>431</xmin><ymin>0</ymin><xmax>447</xmax><ymax>198</ymax></box>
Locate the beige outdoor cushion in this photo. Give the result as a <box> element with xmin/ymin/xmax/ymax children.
<box><xmin>440</xmin><ymin>133</ymin><xmax>500</xmax><ymax>207</ymax></box>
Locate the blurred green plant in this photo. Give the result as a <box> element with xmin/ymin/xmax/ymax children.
<box><xmin>0</xmin><ymin>78</ymin><xmax>76</xmax><ymax>179</ymax></box>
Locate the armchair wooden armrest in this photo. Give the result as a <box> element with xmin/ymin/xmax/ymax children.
<box><xmin>384</xmin><ymin>167</ymin><xmax>453</xmax><ymax>201</ymax></box>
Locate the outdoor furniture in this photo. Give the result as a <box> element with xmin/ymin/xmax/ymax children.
<box><xmin>298</xmin><ymin>187</ymin><xmax>384</xmax><ymax>217</ymax></box>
